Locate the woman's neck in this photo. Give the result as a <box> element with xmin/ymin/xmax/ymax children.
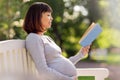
<box><xmin>37</xmin><ymin>32</ymin><xmax>44</xmax><ymax>35</ymax></box>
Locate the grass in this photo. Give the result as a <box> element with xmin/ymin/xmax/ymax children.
<box><xmin>90</xmin><ymin>52</ymin><xmax>120</xmax><ymax>65</ymax></box>
<box><xmin>106</xmin><ymin>53</ymin><xmax>120</xmax><ymax>65</ymax></box>
<box><xmin>78</xmin><ymin>76</ymin><xmax>110</xmax><ymax>80</ymax></box>
<box><xmin>78</xmin><ymin>76</ymin><xmax>94</xmax><ymax>80</ymax></box>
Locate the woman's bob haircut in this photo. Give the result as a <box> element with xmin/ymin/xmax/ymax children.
<box><xmin>23</xmin><ymin>2</ymin><xmax>52</xmax><ymax>34</ymax></box>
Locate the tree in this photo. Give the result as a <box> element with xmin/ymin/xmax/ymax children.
<box><xmin>1</xmin><ymin>0</ymin><xmax>119</xmax><ymax>59</ymax></box>
<box><xmin>0</xmin><ymin>0</ymin><xmax>26</xmax><ymax>40</ymax></box>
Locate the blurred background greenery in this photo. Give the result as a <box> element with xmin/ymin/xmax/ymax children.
<box><xmin>0</xmin><ymin>0</ymin><xmax>120</xmax><ymax>58</ymax></box>
<box><xmin>0</xmin><ymin>0</ymin><xmax>120</xmax><ymax>80</ymax></box>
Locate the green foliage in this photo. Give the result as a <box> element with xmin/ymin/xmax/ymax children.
<box><xmin>0</xmin><ymin>0</ymin><xmax>24</xmax><ymax>40</ymax></box>
<box><xmin>97</xmin><ymin>28</ymin><xmax>120</xmax><ymax>48</ymax></box>
<box><xmin>93</xmin><ymin>20</ymin><xmax>120</xmax><ymax>48</ymax></box>
<box><xmin>0</xmin><ymin>0</ymin><xmax>120</xmax><ymax>58</ymax></box>
<box><xmin>13</xmin><ymin>26</ymin><xmax>27</xmax><ymax>39</ymax></box>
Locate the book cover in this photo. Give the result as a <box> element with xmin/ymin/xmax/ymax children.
<box><xmin>79</xmin><ymin>22</ymin><xmax>102</xmax><ymax>47</ymax></box>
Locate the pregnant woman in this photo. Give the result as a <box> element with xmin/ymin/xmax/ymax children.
<box><xmin>23</xmin><ymin>2</ymin><xmax>90</xmax><ymax>80</ymax></box>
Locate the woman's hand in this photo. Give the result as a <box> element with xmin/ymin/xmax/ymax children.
<box><xmin>72</xmin><ymin>76</ymin><xmax>78</xmax><ymax>80</ymax></box>
<box><xmin>74</xmin><ymin>76</ymin><xmax>78</xmax><ymax>80</ymax></box>
<box><xmin>80</xmin><ymin>45</ymin><xmax>90</xmax><ymax>56</ymax></box>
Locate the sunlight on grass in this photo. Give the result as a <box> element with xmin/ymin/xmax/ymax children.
<box><xmin>106</xmin><ymin>53</ymin><xmax>120</xmax><ymax>65</ymax></box>
<box><xmin>91</xmin><ymin>52</ymin><xmax>120</xmax><ymax>65</ymax></box>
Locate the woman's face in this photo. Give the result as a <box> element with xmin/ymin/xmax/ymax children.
<box><xmin>41</xmin><ymin>12</ymin><xmax>53</xmax><ymax>29</ymax></box>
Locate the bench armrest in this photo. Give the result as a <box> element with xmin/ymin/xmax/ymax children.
<box><xmin>77</xmin><ymin>68</ymin><xmax>109</xmax><ymax>80</ymax></box>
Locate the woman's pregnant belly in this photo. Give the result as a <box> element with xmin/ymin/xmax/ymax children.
<box><xmin>48</xmin><ymin>55</ymin><xmax>77</xmax><ymax>77</ymax></box>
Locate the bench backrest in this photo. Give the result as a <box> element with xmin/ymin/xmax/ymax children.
<box><xmin>0</xmin><ymin>40</ymin><xmax>38</xmax><ymax>76</ymax></box>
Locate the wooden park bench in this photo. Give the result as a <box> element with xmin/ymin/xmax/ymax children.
<box><xmin>0</xmin><ymin>40</ymin><xmax>109</xmax><ymax>80</ymax></box>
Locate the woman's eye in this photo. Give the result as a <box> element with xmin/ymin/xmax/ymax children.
<box><xmin>48</xmin><ymin>15</ymin><xmax>50</xmax><ymax>16</ymax></box>
<box><xmin>48</xmin><ymin>14</ymin><xmax>51</xmax><ymax>16</ymax></box>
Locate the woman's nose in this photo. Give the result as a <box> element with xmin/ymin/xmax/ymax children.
<box><xmin>51</xmin><ymin>16</ymin><xmax>53</xmax><ymax>20</ymax></box>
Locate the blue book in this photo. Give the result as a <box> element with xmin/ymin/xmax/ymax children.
<box><xmin>79</xmin><ymin>22</ymin><xmax>102</xmax><ymax>47</ymax></box>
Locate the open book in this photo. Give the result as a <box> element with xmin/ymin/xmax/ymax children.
<box><xmin>79</xmin><ymin>22</ymin><xmax>102</xmax><ymax>47</ymax></box>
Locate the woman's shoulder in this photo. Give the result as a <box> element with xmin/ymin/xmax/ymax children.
<box><xmin>25</xmin><ymin>33</ymin><xmax>46</xmax><ymax>46</ymax></box>
<box><xmin>26</xmin><ymin>33</ymin><xmax>43</xmax><ymax>42</ymax></box>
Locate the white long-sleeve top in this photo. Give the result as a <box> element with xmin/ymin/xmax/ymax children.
<box><xmin>25</xmin><ymin>33</ymin><xmax>85</xmax><ymax>80</ymax></box>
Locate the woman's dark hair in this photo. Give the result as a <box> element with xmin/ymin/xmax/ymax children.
<box><xmin>23</xmin><ymin>2</ymin><xmax>52</xmax><ymax>34</ymax></box>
